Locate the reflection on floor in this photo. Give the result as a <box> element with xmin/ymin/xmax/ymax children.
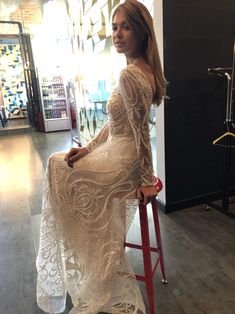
<box><xmin>0</xmin><ymin>115</ymin><xmax>32</xmax><ymax>135</ymax></box>
<box><xmin>0</xmin><ymin>130</ymin><xmax>235</xmax><ymax>314</ymax></box>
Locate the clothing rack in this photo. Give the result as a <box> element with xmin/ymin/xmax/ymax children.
<box><xmin>206</xmin><ymin>41</ymin><xmax>235</xmax><ymax>217</ymax></box>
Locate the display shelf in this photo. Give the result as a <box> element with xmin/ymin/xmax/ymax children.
<box><xmin>43</xmin><ymin>97</ymin><xmax>66</xmax><ymax>100</ymax></box>
<box><xmin>45</xmin><ymin>118</ymin><xmax>69</xmax><ymax>121</ymax></box>
<box><xmin>40</xmin><ymin>74</ymin><xmax>70</xmax><ymax>132</ymax></box>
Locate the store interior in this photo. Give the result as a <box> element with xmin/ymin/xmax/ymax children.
<box><xmin>0</xmin><ymin>1</ymin><xmax>234</xmax><ymax>208</ymax></box>
<box><xmin>1</xmin><ymin>0</ymin><xmax>233</xmax><ymax>212</ymax></box>
<box><xmin>0</xmin><ymin>0</ymin><xmax>235</xmax><ymax>313</ymax></box>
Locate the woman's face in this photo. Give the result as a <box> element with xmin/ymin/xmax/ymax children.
<box><xmin>112</xmin><ymin>10</ymin><xmax>141</xmax><ymax>58</ymax></box>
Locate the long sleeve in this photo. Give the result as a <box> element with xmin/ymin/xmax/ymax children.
<box><xmin>119</xmin><ymin>67</ymin><xmax>154</xmax><ymax>186</ymax></box>
<box><xmin>85</xmin><ymin>121</ymin><xmax>109</xmax><ymax>152</ymax></box>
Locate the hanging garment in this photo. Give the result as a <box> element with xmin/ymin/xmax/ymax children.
<box><xmin>36</xmin><ymin>64</ymin><xmax>154</xmax><ymax>314</ymax></box>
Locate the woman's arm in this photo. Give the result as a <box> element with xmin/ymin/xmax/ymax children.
<box><xmin>85</xmin><ymin>121</ymin><xmax>109</xmax><ymax>152</ymax></box>
<box><xmin>64</xmin><ymin>121</ymin><xmax>109</xmax><ymax>167</ymax></box>
<box><xmin>119</xmin><ymin>67</ymin><xmax>157</xmax><ymax>204</ymax></box>
<box><xmin>119</xmin><ymin>67</ymin><xmax>154</xmax><ymax>186</ymax></box>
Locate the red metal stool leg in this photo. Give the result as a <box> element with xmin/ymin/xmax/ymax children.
<box><xmin>151</xmin><ymin>199</ymin><xmax>167</xmax><ymax>283</ymax></box>
<box><xmin>124</xmin><ymin>192</ymin><xmax>167</xmax><ymax>314</ymax></box>
<box><xmin>139</xmin><ymin>202</ymin><xmax>156</xmax><ymax>314</ymax></box>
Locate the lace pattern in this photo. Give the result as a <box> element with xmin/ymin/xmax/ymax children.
<box><xmin>36</xmin><ymin>65</ymin><xmax>154</xmax><ymax>313</ymax></box>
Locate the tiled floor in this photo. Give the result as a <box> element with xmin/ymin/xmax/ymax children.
<box><xmin>0</xmin><ymin>130</ymin><xmax>73</xmax><ymax>314</ymax></box>
<box><xmin>0</xmin><ymin>130</ymin><xmax>235</xmax><ymax>314</ymax></box>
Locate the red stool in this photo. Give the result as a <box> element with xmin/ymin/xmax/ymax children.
<box><xmin>125</xmin><ymin>177</ymin><xmax>167</xmax><ymax>314</ymax></box>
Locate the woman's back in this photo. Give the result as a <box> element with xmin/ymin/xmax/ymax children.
<box><xmin>108</xmin><ymin>64</ymin><xmax>153</xmax><ymax>139</ymax></box>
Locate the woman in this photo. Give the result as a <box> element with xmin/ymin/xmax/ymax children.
<box><xmin>36</xmin><ymin>1</ymin><xmax>166</xmax><ymax>313</ymax></box>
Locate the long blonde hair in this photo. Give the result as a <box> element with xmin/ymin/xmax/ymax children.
<box><xmin>112</xmin><ymin>0</ymin><xmax>166</xmax><ymax>105</ymax></box>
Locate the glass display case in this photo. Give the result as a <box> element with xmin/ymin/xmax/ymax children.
<box><xmin>0</xmin><ymin>36</ymin><xmax>28</xmax><ymax>127</ymax></box>
<box><xmin>40</xmin><ymin>74</ymin><xmax>70</xmax><ymax>132</ymax></box>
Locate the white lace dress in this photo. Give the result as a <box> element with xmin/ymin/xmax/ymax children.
<box><xmin>36</xmin><ymin>64</ymin><xmax>154</xmax><ymax>314</ymax></box>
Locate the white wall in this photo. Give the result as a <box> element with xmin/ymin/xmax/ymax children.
<box><xmin>153</xmin><ymin>0</ymin><xmax>166</xmax><ymax>204</ymax></box>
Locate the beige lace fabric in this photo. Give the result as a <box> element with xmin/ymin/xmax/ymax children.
<box><xmin>36</xmin><ymin>64</ymin><xmax>154</xmax><ymax>314</ymax></box>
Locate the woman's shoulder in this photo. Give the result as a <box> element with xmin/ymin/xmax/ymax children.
<box><xmin>120</xmin><ymin>64</ymin><xmax>149</xmax><ymax>81</ymax></box>
<box><xmin>120</xmin><ymin>64</ymin><xmax>155</xmax><ymax>94</ymax></box>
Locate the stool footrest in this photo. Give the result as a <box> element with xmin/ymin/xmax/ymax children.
<box><xmin>152</xmin><ymin>257</ymin><xmax>161</xmax><ymax>275</ymax></box>
<box><xmin>135</xmin><ymin>274</ymin><xmax>145</xmax><ymax>281</ymax></box>
<box><xmin>125</xmin><ymin>242</ymin><xmax>159</xmax><ymax>253</ymax></box>
<box><xmin>135</xmin><ymin>258</ymin><xmax>161</xmax><ymax>281</ymax></box>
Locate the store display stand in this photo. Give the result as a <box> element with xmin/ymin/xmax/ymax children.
<box><xmin>206</xmin><ymin>41</ymin><xmax>235</xmax><ymax>218</ymax></box>
<box><xmin>39</xmin><ymin>74</ymin><xmax>70</xmax><ymax>132</ymax></box>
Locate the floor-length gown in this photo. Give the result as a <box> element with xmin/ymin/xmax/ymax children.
<box><xmin>36</xmin><ymin>64</ymin><xmax>154</xmax><ymax>314</ymax></box>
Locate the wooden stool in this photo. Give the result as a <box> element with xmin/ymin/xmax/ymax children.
<box><xmin>125</xmin><ymin>177</ymin><xmax>167</xmax><ymax>314</ymax></box>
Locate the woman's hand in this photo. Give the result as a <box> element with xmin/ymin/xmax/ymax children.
<box><xmin>64</xmin><ymin>147</ymin><xmax>89</xmax><ymax>168</ymax></box>
<box><xmin>137</xmin><ymin>186</ymin><xmax>158</xmax><ymax>205</ymax></box>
